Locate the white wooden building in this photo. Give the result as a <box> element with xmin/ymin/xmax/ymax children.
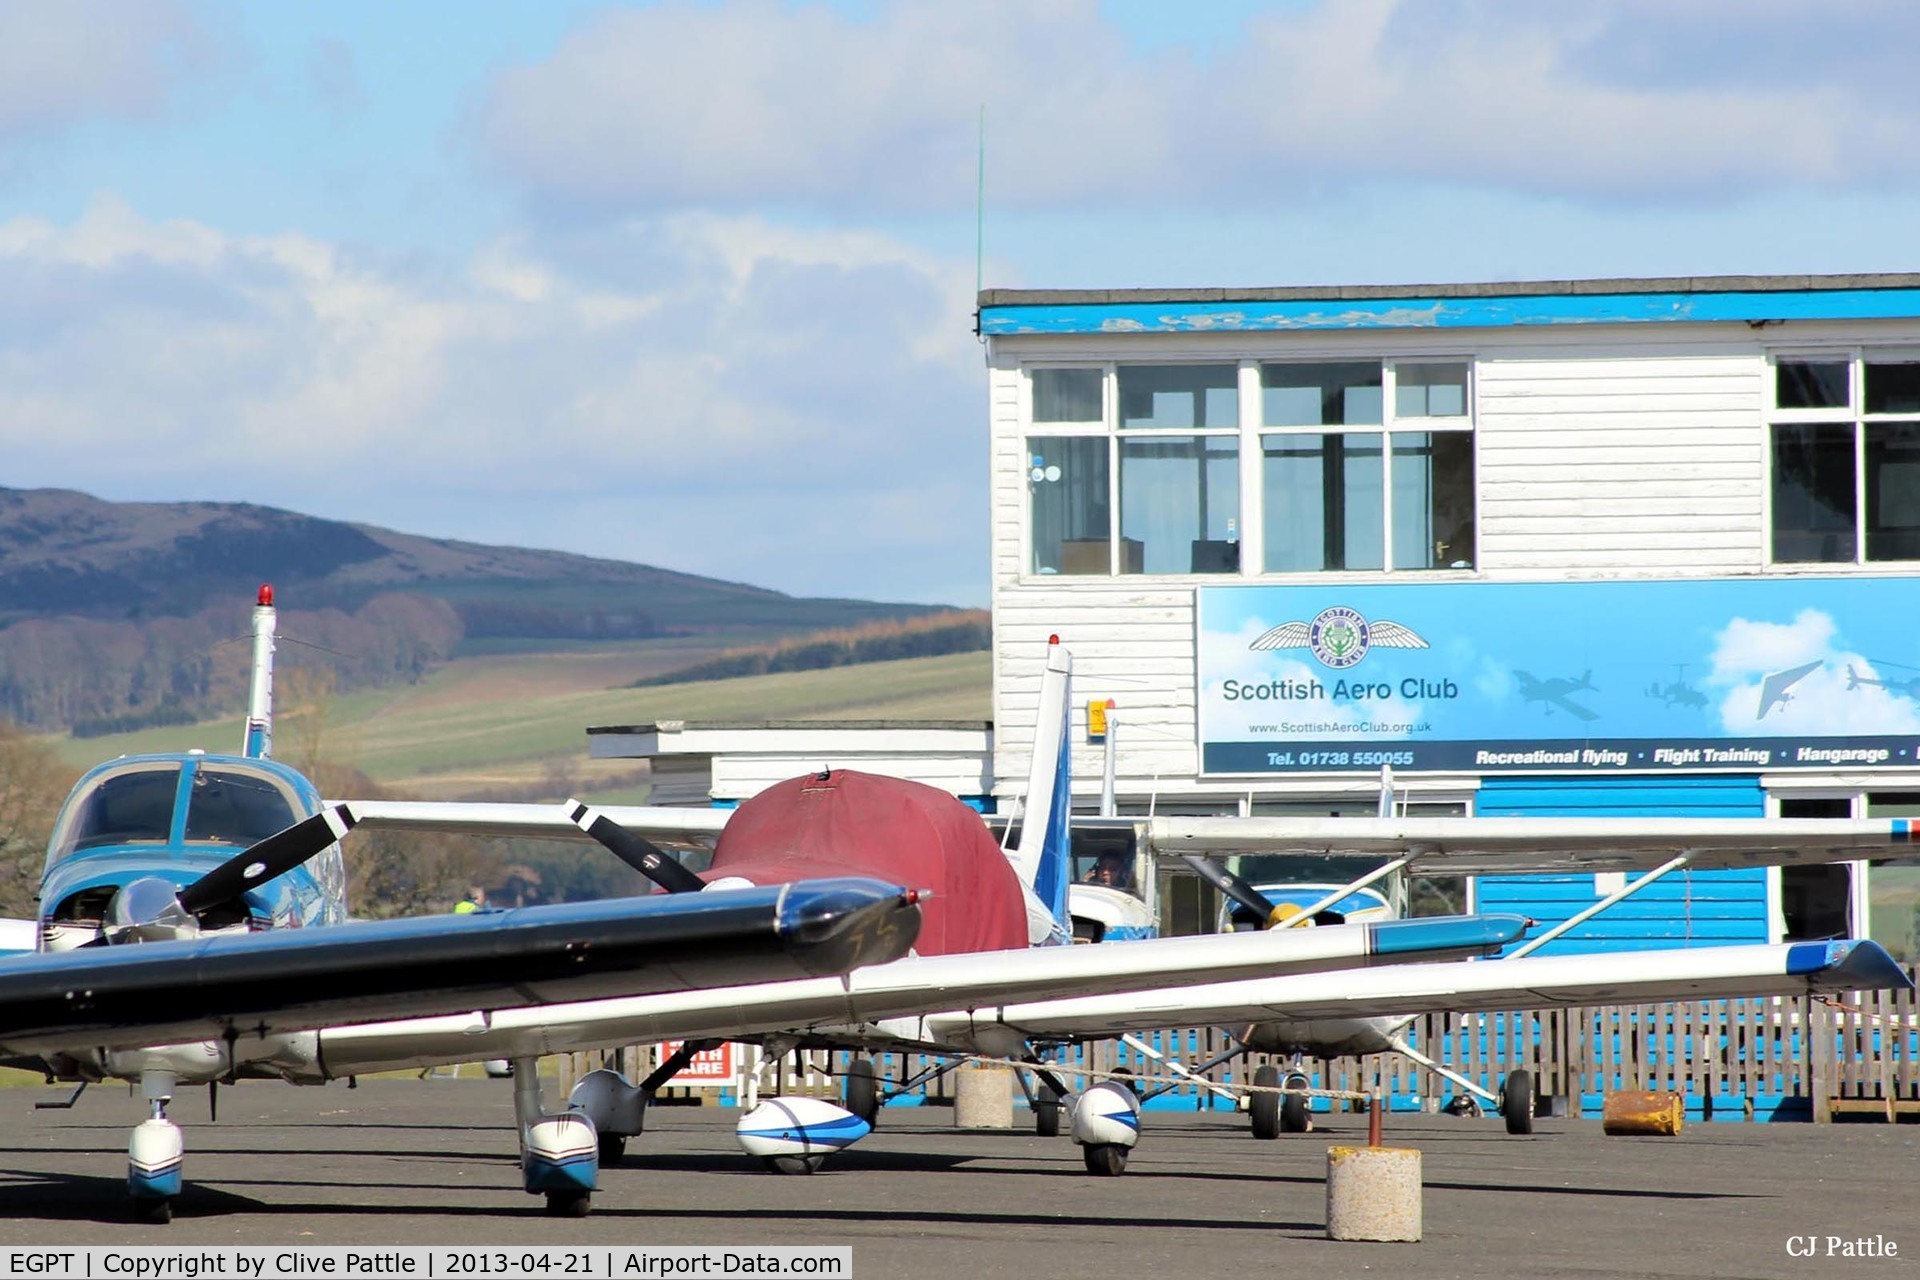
<box><xmin>979</xmin><ymin>274</ymin><xmax>1920</xmax><ymax>954</ymax></box>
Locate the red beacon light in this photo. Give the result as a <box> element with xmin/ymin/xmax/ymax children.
<box><xmin>1049</xmin><ymin>634</ymin><xmax>1060</xmax><ymax>645</ymax></box>
<box><xmin>257</xmin><ymin>584</ymin><xmax>274</xmax><ymax>606</ymax></box>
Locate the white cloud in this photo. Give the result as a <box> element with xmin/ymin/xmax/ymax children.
<box><xmin>1707</xmin><ymin>609</ymin><xmax>1920</xmax><ymax>735</ymax></box>
<box><xmin>0</xmin><ymin>2</ymin><xmax>205</xmax><ymax>142</ymax></box>
<box><xmin>470</xmin><ymin>0</ymin><xmax>1920</xmax><ymax>215</ymax></box>
<box><xmin>0</xmin><ymin>198</ymin><xmax>984</xmax><ymax>603</ymax></box>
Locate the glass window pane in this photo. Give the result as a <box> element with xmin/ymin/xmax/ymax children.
<box><xmin>1865</xmin><ymin>362</ymin><xmax>1920</xmax><ymax>416</ymax></box>
<box><xmin>1118</xmin><ymin>435</ymin><xmax>1240</xmax><ymax>574</ymax></box>
<box><xmin>1866</xmin><ymin>422</ymin><xmax>1920</xmax><ymax>561</ymax></box>
<box><xmin>1391</xmin><ymin>432</ymin><xmax>1476</xmax><ymax>570</ymax></box>
<box><xmin>1261</xmin><ymin>362</ymin><xmax>1382</xmax><ymax>427</ymax></box>
<box><xmin>1116</xmin><ymin>365</ymin><xmax>1237</xmax><ymax>429</ymax></box>
<box><xmin>1032</xmin><ymin>368</ymin><xmax>1102</xmax><ymax>423</ymax></box>
<box><xmin>184</xmin><ymin>768</ymin><xmax>300</xmax><ymax>846</ymax></box>
<box><xmin>55</xmin><ymin>765</ymin><xmax>180</xmax><ymax>856</ymax></box>
<box><xmin>1261</xmin><ymin>433</ymin><xmax>1384</xmax><ymax>571</ymax></box>
<box><xmin>1771</xmin><ymin>423</ymin><xmax>1857</xmax><ymax>562</ymax></box>
<box><xmin>1867</xmin><ymin>792</ymin><xmax>1920</xmax><ymax>962</ymax></box>
<box><xmin>1776</xmin><ymin>359</ymin><xmax>1849</xmax><ymax>410</ymax></box>
<box><xmin>1395</xmin><ymin>363</ymin><xmax>1468</xmax><ymax>418</ymax></box>
<box><xmin>1028</xmin><ymin>436</ymin><xmax>1111</xmax><ymax>574</ymax></box>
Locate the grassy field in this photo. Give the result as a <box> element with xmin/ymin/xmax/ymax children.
<box><xmin>52</xmin><ymin>645</ymin><xmax>991</xmax><ymax>800</ymax></box>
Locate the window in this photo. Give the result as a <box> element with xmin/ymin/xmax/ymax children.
<box><xmin>1770</xmin><ymin>354</ymin><xmax>1920</xmax><ymax>563</ymax></box>
<box><xmin>1028</xmin><ymin>436</ymin><xmax>1111</xmax><ymax>574</ymax></box>
<box><xmin>1259</xmin><ymin>360</ymin><xmax>1473</xmax><ymax>572</ymax></box>
<box><xmin>50</xmin><ymin>764</ymin><xmax>180</xmax><ymax>859</ymax></box>
<box><xmin>184</xmin><ymin>767</ymin><xmax>301</xmax><ymax>846</ymax></box>
<box><xmin>1023</xmin><ymin>358</ymin><xmax>1474</xmax><ymax>578</ymax></box>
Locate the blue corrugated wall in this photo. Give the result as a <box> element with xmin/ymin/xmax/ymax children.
<box><xmin>1474</xmin><ymin>775</ymin><xmax>1770</xmax><ymax>955</ymax></box>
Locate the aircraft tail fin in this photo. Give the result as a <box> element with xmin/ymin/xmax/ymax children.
<box><xmin>1846</xmin><ymin>664</ymin><xmax>1862</xmax><ymax>690</ymax></box>
<box><xmin>241</xmin><ymin>584</ymin><xmax>277</xmax><ymax>759</ymax></box>
<box><xmin>1009</xmin><ymin>637</ymin><xmax>1074</xmax><ymax>945</ymax></box>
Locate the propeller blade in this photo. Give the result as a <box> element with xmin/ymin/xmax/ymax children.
<box><xmin>176</xmin><ymin>805</ymin><xmax>358</xmax><ymax>918</ymax></box>
<box><xmin>566</xmin><ymin>800</ymin><xmax>709</xmax><ymax>894</ymax></box>
<box><xmin>1180</xmin><ymin>853</ymin><xmax>1291</xmax><ymax>928</ymax></box>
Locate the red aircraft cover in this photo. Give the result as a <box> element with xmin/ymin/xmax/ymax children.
<box><xmin>705</xmin><ymin>770</ymin><xmax>1029</xmax><ymax>957</ymax></box>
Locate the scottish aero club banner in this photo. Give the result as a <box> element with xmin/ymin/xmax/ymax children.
<box><xmin>1197</xmin><ymin>579</ymin><xmax>1920</xmax><ymax>775</ymax></box>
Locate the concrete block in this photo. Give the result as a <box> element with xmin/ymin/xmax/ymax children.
<box><xmin>1326</xmin><ymin>1145</ymin><xmax>1421</xmax><ymax>1243</ymax></box>
<box><xmin>952</xmin><ymin>1065</ymin><xmax>1014</xmax><ymax>1129</ymax></box>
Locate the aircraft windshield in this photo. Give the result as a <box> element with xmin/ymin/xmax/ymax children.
<box><xmin>184</xmin><ymin>767</ymin><xmax>300</xmax><ymax>846</ymax></box>
<box><xmin>53</xmin><ymin>764</ymin><xmax>181</xmax><ymax>857</ymax></box>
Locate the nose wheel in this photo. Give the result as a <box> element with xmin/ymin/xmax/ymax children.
<box><xmin>132</xmin><ymin>1197</ymin><xmax>173</xmax><ymax>1225</ymax></box>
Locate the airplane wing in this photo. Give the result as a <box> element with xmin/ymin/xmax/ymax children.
<box><xmin>337</xmin><ymin>799</ymin><xmax>731</xmax><ymax>848</ymax></box>
<box><xmin>0</xmin><ymin>919</ymin><xmax>35</xmax><ymax>954</ymax></box>
<box><xmin>1147</xmin><ymin>814</ymin><xmax>1918</xmax><ymax>875</ymax></box>
<box><xmin>0</xmin><ymin>878</ymin><xmax>916</xmax><ymax>1057</ymax></box>
<box><xmin>1549</xmin><ymin>695</ymin><xmax>1600</xmax><ymax>722</ymax></box>
<box><xmin>311</xmin><ymin>913</ymin><xmax>1530</xmax><ymax>1075</ymax></box>
<box><xmin>919</xmin><ymin>939</ymin><xmax>1914</xmax><ymax>1042</ymax></box>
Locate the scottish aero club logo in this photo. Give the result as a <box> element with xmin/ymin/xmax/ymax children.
<box><xmin>1249</xmin><ymin>607</ymin><xmax>1430</xmax><ymax>669</ymax></box>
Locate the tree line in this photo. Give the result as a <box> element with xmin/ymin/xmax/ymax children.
<box><xmin>634</xmin><ymin>610</ymin><xmax>990</xmax><ymax>687</ymax></box>
<box><xmin>0</xmin><ymin>593</ymin><xmax>463</xmax><ymax>733</ymax></box>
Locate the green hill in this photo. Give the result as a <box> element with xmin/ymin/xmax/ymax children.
<box><xmin>52</xmin><ymin>646</ymin><xmax>992</xmax><ymax>801</ymax></box>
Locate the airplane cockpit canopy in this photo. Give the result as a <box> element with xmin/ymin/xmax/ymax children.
<box><xmin>47</xmin><ymin>759</ymin><xmax>310</xmax><ymax>870</ymax></box>
<box><xmin>184</xmin><ymin>767</ymin><xmax>300</xmax><ymax>846</ymax></box>
<box><xmin>50</xmin><ymin>763</ymin><xmax>179</xmax><ymax>858</ymax></box>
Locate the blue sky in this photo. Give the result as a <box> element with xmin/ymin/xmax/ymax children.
<box><xmin>8</xmin><ymin>1</ymin><xmax>1920</xmax><ymax>606</ymax></box>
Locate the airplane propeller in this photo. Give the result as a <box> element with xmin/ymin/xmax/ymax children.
<box><xmin>95</xmin><ymin>806</ymin><xmax>359</xmax><ymax>945</ymax></box>
<box><xmin>566</xmin><ymin>801</ymin><xmax>710</xmax><ymax>895</ymax></box>
<box><xmin>1179</xmin><ymin>854</ymin><xmax>1335</xmax><ymax>930</ymax></box>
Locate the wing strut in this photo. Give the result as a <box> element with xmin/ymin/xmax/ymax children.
<box><xmin>1506</xmin><ymin>853</ymin><xmax>1694</xmax><ymax>960</ymax></box>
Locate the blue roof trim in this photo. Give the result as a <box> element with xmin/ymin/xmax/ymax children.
<box><xmin>980</xmin><ymin>288</ymin><xmax>1920</xmax><ymax>335</ymax></box>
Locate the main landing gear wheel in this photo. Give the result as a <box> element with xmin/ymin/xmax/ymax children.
<box><xmin>844</xmin><ymin>1058</ymin><xmax>881</xmax><ymax>1127</ymax></box>
<box><xmin>1033</xmin><ymin>1083</ymin><xmax>1062</xmax><ymax>1138</ymax></box>
<box><xmin>1082</xmin><ymin>1143</ymin><xmax>1128</xmax><ymax>1176</ymax></box>
<box><xmin>763</xmin><ymin>1154</ymin><xmax>826</xmax><ymax>1175</ymax></box>
<box><xmin>132</xmin><ymin>1197</ymin><xmax>172</xmax><ymax>1225</ymax></box>
<box><xmin>1281</xmin><ymin>1073</ymin><xmax>1311</xmax><ymax>1134</ymax></box>
<box><xmin>1249</xmin><ymin>1065</ymin><xmax>1282</xmax><ymax>1140</ymax></box>
<box><xmin>598</xmin><ymin>1133</ymin><xmax>627</xmax><ymax>1167</ymax></box>
<box><xmin>1501</xmin><ymin>1068</ymin><xmax>1535</xmax><ymax>1136</ymax></box>
<box><xmin>544</xmin><ymin>1190</ymin><xmax>591</xmax><ymax>1218</ymax></box>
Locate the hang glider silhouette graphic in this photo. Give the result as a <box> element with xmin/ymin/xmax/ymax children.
<box><xmin>1757</xmin><ymin>661</ymin><xmax>1821</xmax><ymax>720</ymax></box>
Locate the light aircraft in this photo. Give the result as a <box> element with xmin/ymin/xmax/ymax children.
<box><xmin>285</xmin><ymin>645</ymin><xmax>1914</xmax><ymax>1179</ymax></box>
<box><xmin>0</xmin><ymin>588</ymin><xmax>925</xmax><ymax>1220</ymax></box>
<box><xmin>1514</xmin><ymin>669</ymin><xmax>1599</xmax><ymax>721</ymax></box>
<box><xmin>1757</xmin><ymin>661</ymin><xmax>1821</xmax><ymax>718</ymax></box>
<box><xmin>1133</xmin><ymin>798</ymin><xmax>1916</xmax><ymax>1138</ymax></box>
<box><xmin>1</xmin><ymin>606</ymin><xmax>1529</xmax><ymax>1217</ymax></box>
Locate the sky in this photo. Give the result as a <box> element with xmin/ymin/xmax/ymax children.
<box><xmin>8</xmin><ymin>0</ymin><xmax>1920</xmax><ymax>607</ymax></box>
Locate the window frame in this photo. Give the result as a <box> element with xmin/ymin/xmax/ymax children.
<box><xmin>1254</xmin><ymin>357</ymin><xmax>1476</xmax><ymax>575</ymax></box>
<box><xmin>1020</xmin><ymin>356</ymin><xmax>1478</xmax><ymax>580</ymax></box>
<box><xmin>1766</xmin><ymin>347</ymin><xmax>1920</xmax><ymax>568</ymax></box>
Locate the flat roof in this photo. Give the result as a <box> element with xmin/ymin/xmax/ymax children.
<box><xmin>978</xmin><ymin>271</ymin><xmax>1920</xmax><ymax>336</ymax></box>
<box><xmin>586</xmin><ymin>720</ymin><xmax>991</xmax><ymax>735</ymax></box>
